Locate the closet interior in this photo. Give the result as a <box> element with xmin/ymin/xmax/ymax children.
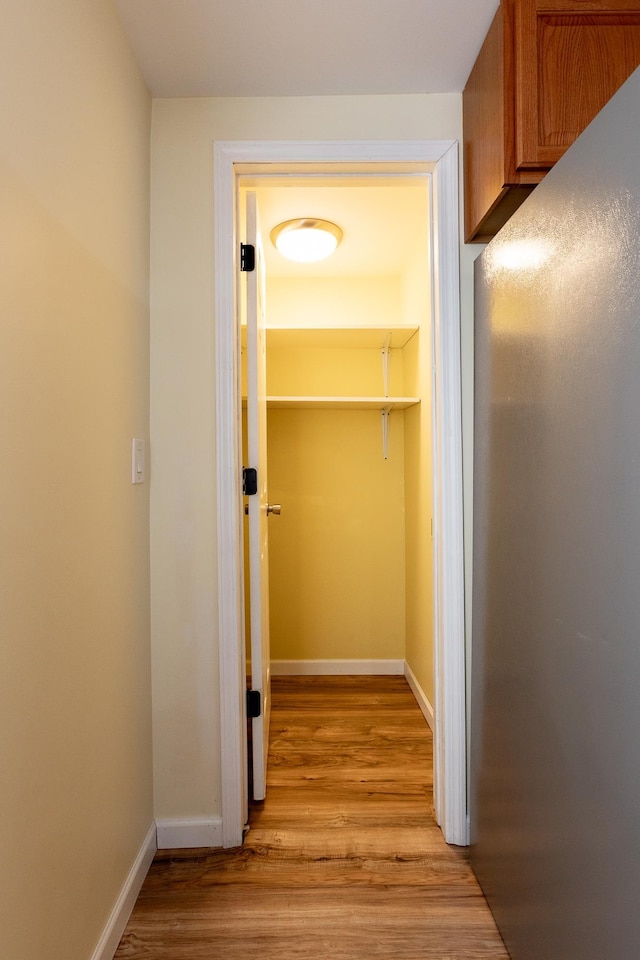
<box><xmin>242</xmin><ymin>177</ymin><xmax>436</xmax><ymax>709</ymax></box>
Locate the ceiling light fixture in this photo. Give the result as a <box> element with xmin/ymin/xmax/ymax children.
<box><xmin>270</xmin><ymin>218</ymin><xmax>343</xmax><ymax>263</ymax></box>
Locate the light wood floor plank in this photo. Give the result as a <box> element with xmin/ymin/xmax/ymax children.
<box><xmin>115</xmin><ymin>676</ymin><xmax>508</xmax><ymax>959</ymax></box>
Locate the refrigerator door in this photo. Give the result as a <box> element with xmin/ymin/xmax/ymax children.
<box><xmin>471</xmin><ymin>66</ymin><xmax>640</xmax><ymax>960</ymax></box>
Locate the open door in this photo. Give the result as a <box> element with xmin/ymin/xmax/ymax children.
<box><xmin>245</xmin><ymin>192</ymin><xmax>272</xmax><ymax>801</ymax></box>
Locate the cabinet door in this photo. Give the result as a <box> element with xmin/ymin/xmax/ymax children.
<box><xmin>515</xmin><ymin>0</ymin><xmax>640</xmax><ymax>170</ymax></box>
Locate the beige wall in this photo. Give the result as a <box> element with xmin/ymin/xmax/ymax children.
<box><xmin>151</xmin><ymin>92</ymin><xmax>475</xmax><ymax>821</ymax></box>
<box><xmin>2</xmin><ymin>2</ymin><xmax>152</xmax><ymax>958</ymax></box>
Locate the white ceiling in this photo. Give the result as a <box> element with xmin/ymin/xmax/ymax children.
<box><xmin>114</xmin><ymin>0</ymin><xmax>499</xmax><ymax>98</ymax></box>
<box><xmin>113</xmin><ymin>2</ymin><xmax>497</xmax><ymax>278</ymax></box>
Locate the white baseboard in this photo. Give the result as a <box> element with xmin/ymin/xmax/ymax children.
<box><xmin>90</xmin><ymin>822</ymin><xmax>156</xmax><ymax>960</ymax></box>
<box><xmin>271</xmin><ymin>659</ymin><xmax>405</xmax><ymax>676</ymax></box>
<box><xmin>404</xmin><ymin>661</ymin><xmax>435</xmax><ymax>731</ymax></box>
<box><xmin>155</xmin><ymin>817</ymin><xmax>223</xmax><ymax>849</ymax></box>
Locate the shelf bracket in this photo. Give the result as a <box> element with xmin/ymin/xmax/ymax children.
<box><xmin>381</xmin><ymin>405</ymin><xmax>391</xmax><ymax>460</ymax></box>
<box><xmin>381</xmin><ymin>334</ymin><xmax>392</xmax><ymax>460</ymax></box>
<box><xmin>381</xmin><ymin>333</ymin><xmax>391</xmax><ymax>398</ymax></box>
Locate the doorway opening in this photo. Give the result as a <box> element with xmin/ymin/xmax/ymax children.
<box><xmin>241</xmin><ymin>173</ymin><xmax>432</xmax><ymax>803</ymax></box>
<box><xmin>214</xmin><ymin>141</ymin><xmax>466</xmax><ymax>850</ymax></box>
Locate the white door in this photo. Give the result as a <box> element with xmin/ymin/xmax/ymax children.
<box><xmin>245</xmin><ymin>191</ymin><xmax>272</xmax><ymax>801</ymax></box>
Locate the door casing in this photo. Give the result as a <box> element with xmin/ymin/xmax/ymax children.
<box><xmin>213</xmin><ymin>139</ymin><xmax>466</xmax><ymax>847</ymax></box>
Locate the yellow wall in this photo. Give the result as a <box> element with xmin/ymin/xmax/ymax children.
<box><xmin>267</xmin><ymin>275</ymin><xmax>403</xmax><ymax>329</ymax></box>
<box><xmin>267</xmin><ymin>345</ymin><xmax>406</xmax><ymax>398</ymax></box>
<box><xmin>150</xmin><ymin>92</ymin><xmax>473</xmax><ymax>821</ymax></box>
<box><xmin>2</xmin><ymin>2</ymin><xmax>152</xmax><ymax>958</ymax></box>
<box><xmin>265</xmin><ymin>276</ymin><xmax>410</xmax><ymax>664</ymax></box>
<box><xmin>267</xmin><ymin>408</ymin><xmax>406</xmax><ymax>660</ymax></box>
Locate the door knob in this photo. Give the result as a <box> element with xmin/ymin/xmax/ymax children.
<box><xmin>267</xmin><ymin>503</ymin><xmax>281</xmax><ymax>515</ymax></box>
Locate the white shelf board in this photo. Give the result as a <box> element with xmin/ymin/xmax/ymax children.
<box><xmin>266</xmin><ymin>396</ymin><xmax>420</xmax><ymax>410</ymax></box>
<box><xmin>240</xmin><ymin>325</ymin><xmax>418</xmax><ymax>350</ymax></box>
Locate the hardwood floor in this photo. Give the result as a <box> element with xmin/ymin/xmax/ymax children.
<box><xmin>115</xmin><ymin>676</ymin><xmax>508</xmax><ymax>959</ymax></box>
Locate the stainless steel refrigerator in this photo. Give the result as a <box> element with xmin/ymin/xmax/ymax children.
<box><xmin>471</xmin><ymin>66</ymin><xmax>640</xmax><ymax>960</ymax></box>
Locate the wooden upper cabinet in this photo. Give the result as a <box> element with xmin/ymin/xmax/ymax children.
<box><xmin>464</xmin><ymin>0</ymin><xmax>640</xmax><ymax>242</ymax></box>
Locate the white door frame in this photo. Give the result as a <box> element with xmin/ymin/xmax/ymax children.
<box><xmin>213</xmin><ymin>139</ymin><xmax>466</xmax><ymax>848</ymax></box>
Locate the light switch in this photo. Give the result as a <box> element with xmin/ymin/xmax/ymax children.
<box><xmin>132</xmin><ymin>438</ymin><xmax>145</xmax><ymax>484</ymax></box>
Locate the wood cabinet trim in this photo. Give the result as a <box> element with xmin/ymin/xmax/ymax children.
<box><xmin>464</xmin><ymin>0</ymin><xmax>640</xmax><ymax>241</ymax></box>
<box><xmin>463</xmin><ymin>4</ymin><xmax>508</xmax><ymax>242</ymax></box>
<box><xmin>515</xmin><ymin>0</ymin><xmax>542</xmax><ymax>169</ymax></box>
<box><xmin>515</xmin><ymin>0</ymin><xmax>640</xmax><ymax>169</ymax></box>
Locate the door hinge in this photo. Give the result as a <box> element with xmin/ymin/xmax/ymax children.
<box><xmin>247</xmin><ymin>689</ymin><xmax>261</xmax><ymax>718</ymax></box>
<box><xmin>240</xmin><ymin>243</ymin><xmax>255</xmax><ymax>272</ymax></box>
<box><xmin>243</xmin><ymin>467</ymin><xmax>258</xmax><ymax>496</ymax></box>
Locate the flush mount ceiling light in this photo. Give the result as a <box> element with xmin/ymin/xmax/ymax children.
<box><xmin>270</xmin><ymin>218</ymin><xmax>343</xmax><ymax>263</ymax></box>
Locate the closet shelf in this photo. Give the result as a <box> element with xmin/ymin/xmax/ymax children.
<box><xmin>241</xmin><ymin>325</ymin><xmax>418</xmax><ymax>350</ymax></box>
<box><xmin>266</xmin><ymin>396</ymin><xmax>420</xmax><ymax>410</ymax></box>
